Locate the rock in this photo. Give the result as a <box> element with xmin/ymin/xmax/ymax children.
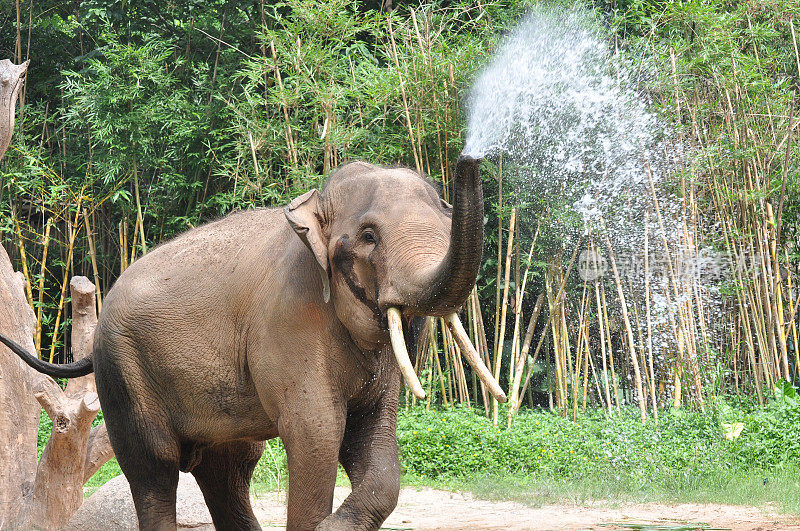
<box><xmin>64</xmin><ymin>473</ymin><xmax>214</xmax><ymax>530</ymax></box>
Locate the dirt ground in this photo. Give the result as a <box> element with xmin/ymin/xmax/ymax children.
<box><xmin>251</xmin><ymin>486</ymin><xmax>800</xmax><ymax>530</ymax></box>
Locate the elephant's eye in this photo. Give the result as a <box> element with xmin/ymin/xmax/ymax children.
<box><xmin>362</xmin><ymin>229</ymin><xmax>377</xmax><ymax>245</ymax></box>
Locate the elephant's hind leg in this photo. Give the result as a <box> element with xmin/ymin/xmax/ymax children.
<box><xmin>106</xmin><ymin>413</ymin><xmax>181</xmax><ymax>530</ymax></box>
<box><xmin>191</xmin><ymin>440</ymin><xmax>265</xmax><ymax>530</ymax></box>
<box><xmin>95</xmin><ymin>348</ymin><xmax>181</xmax><ymax>530</ymax></box>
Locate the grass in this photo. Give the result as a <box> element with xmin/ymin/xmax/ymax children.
<box><xmin>52</xmin><ymin>399</ymin><xmax>799</xmax><ymax>515</ymax></box>
<box><xmin>395</xmin><ymin>400</ymin><xmax>800</xmax><ymax>515</ymax></box>
<box><xmin>402</xmin><ymin>462</ymin><xmax>800</xmax><ymax>516</ymax></box>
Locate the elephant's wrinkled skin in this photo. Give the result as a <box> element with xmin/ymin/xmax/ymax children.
<box><xmin>3</xmin><ymin>156</ymin><xmax>485</xmax><ymax>530</ymax></box>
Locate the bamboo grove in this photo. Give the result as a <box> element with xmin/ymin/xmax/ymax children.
<box><xmin>1</xmin><ymin>1</ymin><xmax>798</xmax><ymax>425</ymax></box>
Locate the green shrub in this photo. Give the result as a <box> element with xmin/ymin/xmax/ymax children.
<box><xmin>36</xmin><ymin>400</ymin><xmax>800</xmax><ymax>498</ymax></box>
<box><xmin>397</xmin><ymin>401</ymin><xmax>800</xmax><ymax>488</ymax></box>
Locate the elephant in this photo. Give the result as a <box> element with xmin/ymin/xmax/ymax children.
<box><xmin>1</xmin><ymin>153</ymin><xmax>505</xmax><ymax>530</ymax></box>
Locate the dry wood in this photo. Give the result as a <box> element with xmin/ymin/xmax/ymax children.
<box><xmin>1</xmin><ymin>245</ymin><xmax>113</xmax><ymax>527</ymax></box>
<box><xmin>29</xmin><ymin>276</ymin><xmax>113</xmax><ymax>528</ymax></box>
<box><xmin>0</xmin><ymin>59</ymin><xmax>28</xmax><ymax>159</ymax></box>
<box><xmin>0</xmin><ymin>64</ymin><xmax>39</xmax><ymax>527</ymax></box>
<box><xmin>0</xmin><ymin>78</ymin><xmax>116</xmax><ymax>522</ymax></box>
<box><xmin>0</xmin><ymin>244</ymin><xmax>40</xmax><ymax>528</ymax></box>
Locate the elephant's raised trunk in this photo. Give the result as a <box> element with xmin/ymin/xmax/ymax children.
<box><xmin>412</xmin><ymin>154</ymin><xmax>484</xmax><ymax>316</ymax></box>
<box><xmin>387</xmin><ymin>157</ymin><xmax>503</xmax><ymax>401</ymax></box>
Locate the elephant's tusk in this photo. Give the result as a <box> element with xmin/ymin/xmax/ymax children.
<box><xmin>444</xmin><ymin>313</ymin><xmax>507</xmax><ymax>403</ymax></box>
<box><xmin>387</xmin><ymin>307</ymin><xmax>426</xmax><ymax>400</ymax></box>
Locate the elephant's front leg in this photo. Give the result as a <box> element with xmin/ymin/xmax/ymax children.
<box><xmin>280</xmin><ymin>399</ymin><xmax>346</xmax><ymax>531</ymax></box>
<box><xmin>318</xmin><ymin>378</ymin><xmax>401</xmax><ymax>530</ymax></box>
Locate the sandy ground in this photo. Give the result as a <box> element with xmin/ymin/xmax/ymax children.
<box><xmin>251</xmin><ymin>486</ymin><xmax>800</xmax><ymax>530</ymax></box>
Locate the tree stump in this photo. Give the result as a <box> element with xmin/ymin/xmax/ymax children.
<box><xmin>0</xmin><ymin>244</ymin><xmax>40</xmax><ymax>529</ymax></box>
<box><xmin>0</xmin><ymin>58</ymin><xmax>114</xmax><ymax>529</ymax></box>
<box><xmin>27</xmin><ymin>277</ymin><xmax>113</xmax><ymax>528</ymax></box>
<box><xmin>0</xmin><ymin>59</ymin><xmax>28</xmax><ymax>160</ymax></box>
<box><xmin>0</xmin><ymin>267</ymin><xmax>116</xmax><ymax>528</ymax></box>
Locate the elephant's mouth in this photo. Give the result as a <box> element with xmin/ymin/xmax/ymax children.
<box><xmin>332</xmin><ymin>234</ymin><xmax>383</xmax><ymax>322</ymax></box>
<box><xmin>385</xmin><ymin>306</ymin><xmax>506</xmax><ymax>403</ymax></box>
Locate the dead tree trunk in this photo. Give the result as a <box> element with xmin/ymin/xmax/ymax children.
<box><xmin>0</xmin><ymin>244</ymin><xmax>40</xmax><ymax>529</ymax></box>
<box><xmin>0</xmin><ymin>266</ymin><xmax>116</xmax><ymax>529</ymax></box>
<box><xmin>0</xmin><ymin>58</ymin><xmax>114</xmax><ymax>529</ymax></box>
<box><xmin>27</xmin><ymin>277</ymin><xmax>112</xmax><ymax>528</ymax></box>
<box><xmin>0</xmin><ymin>59</ymin><xmax>28</xmax><ymax>160</ymax></box>
<box><xmin>0</xmin><ymin>57</ymin><xmax>39</xmax><ymax>530</ymax></box>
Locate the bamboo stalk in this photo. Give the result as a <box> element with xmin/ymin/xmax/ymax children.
<box><xmin>516</xmin><ymin>242</ymin><xmax>582</xmax><ymax>411</ymax></box>
<box><xmin>493</xmin><ymin>157</ymin><xmax>504</xmax><ymax>358</ymax></box>
<box><xmin>132</xmin><ymin>159</ymin><xmax>147</xmax><ymax>255</ymax></box>
<box><xmin>432</xmin><ymin>326</ymin><xmax>448</xmax><ymax>406</ymax></box>
<box><xmin>49</xmin><ymin>198</ymin><xmax>83</xmax><ymax>363</ymax></box>
<box><xmin>507</xmin><ymin>221</ymin><xmax>540</xmax><ymax>404</ymax></box>
<box><xmin>83</xmin><ymin>208</ymin><xmax>102</xmax><ymax>313</ymax></box>
<box><xmin>644</xmin><ymin>211</ymin><xmax>658</xmax><ymax>424</ymax></box>
<box><xmin>387</xmin><ymin>17</ymin><xmax>422</xmax><ymax>175</ymax></box>
<box><xmin>785</xmin><ymin>248</ymin><xmax>800</xmax><ymax>383</ymax></box>
<box><xmin>119</xmin><ymin>220</ymin><xmax>128</xmax><ymax>274</ymax></box>
<box><xmin>592</xmin><ymin>240</ymin><xmax>613</xmax><ymax>415</ymax></box>
<box><xmin>767</xmin><ymin>203</ymin><xmax>790</xmax><ymax>381</ymax></box>
<box><xmin>12</xmin><ymin>209</ymin><xmax>33</xmax><ymax>308</ymax></box>
<box><xmin>493</xmin><ymin>207</ymin><xmax>516</xmax><ymax>426</ymax></box>
<box><xmin>606</xmin><ymin>241</ymin><xmax>647</xmax><ymax>424</ymax></box>
<box><xmin>600</xmin><ymin>284</ymin><xmax>620</xmax><ymax>412</ymax></box>
<box><xmin>34</xmin><ymin>218</ymin><xmax>52</xmax><ymax>356</ymax></box>
<box><xmin>508</xmin><ymin>292</ymin><xmax>544</xmax><ymax>421</ymax></box>
<box><xmin>469</xmin><ymin>289</ymin><xmax>490</xmax><ymax>414</ymax></box>
<box><xmin>572</xmin><ymin>281</ymin><xmax>589</xmax><ymax>420</ymax></box>
<box><xmin>426</xmin><ymin>317</ymin><xmax>436</xmax><ymax>410</ymax></box>
<box><xmin>269</xmin><ymin>39</ymin><xmax>298</xmax><ymax>170</ymax></box>
<box><xmin>130</xmin><ymin>210</ymin><xmax>140</xmax><ymax>265</ymax></box>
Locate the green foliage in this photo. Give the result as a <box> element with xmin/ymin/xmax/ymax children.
<box><xmin>612</xmin><ymin>0</ymin><xmax>800</xmax><ymax>242</ymax></box>
<box><xmin>1</xmin><ymin>1</ymin><xmax>529</xmax><ymax>362</ymax></box>
<box><xmin>36</xmin><ymin>400</ymin><xmax>799</xmax><ymax>506</ymax></box>
<box><xmin>251</xmin><ymin>438</ymin><xmax>288</xmax><ymax>491</ymax></box>
<box><xmin>397</xmin><ymin>402</ymin><xmax>800</xmax><ymax>485</ymax></box>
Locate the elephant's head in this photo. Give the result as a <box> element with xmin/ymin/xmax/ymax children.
<box><xmin>285</xmin><ymin>155</ymin><xmax>506</xmax><ymax>402</ymax></box>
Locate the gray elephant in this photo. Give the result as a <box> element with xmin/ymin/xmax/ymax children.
<box><xmin>2</xmin><ymin>154</ymin><xmax>505</xmax><ymax>530</ymax></box>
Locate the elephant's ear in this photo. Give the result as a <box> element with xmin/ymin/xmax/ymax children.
<box><xmin>285</xmin><ymin>189</ymin><xmax>331</xmax><ymax>303</ymax></box>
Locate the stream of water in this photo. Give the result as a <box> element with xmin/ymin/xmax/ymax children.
<box><xmin>464</xmin><ymin>4</ymin><xmax>725</xmax><ymax>397</ymax></box>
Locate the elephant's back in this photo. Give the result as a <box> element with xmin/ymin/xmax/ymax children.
<box><xmin>92</xmin><ymin>207</ymin><xmax>292</xmax><ymax>441</ymax></box>
<box><xmin>102</xmin><ymin>208</ymin><xmax>289</xmax><ymax>312</ymax></box>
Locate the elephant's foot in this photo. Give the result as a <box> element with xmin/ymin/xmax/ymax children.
<box><xmin>314</xmin><ymin>475</ymin><xmax>400</xmax><ymax>531</ymax></box>
<box><xmin>315</xmin><ymin>512</ymin><xmax>373</xmax><ymax>531</ymax></box>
